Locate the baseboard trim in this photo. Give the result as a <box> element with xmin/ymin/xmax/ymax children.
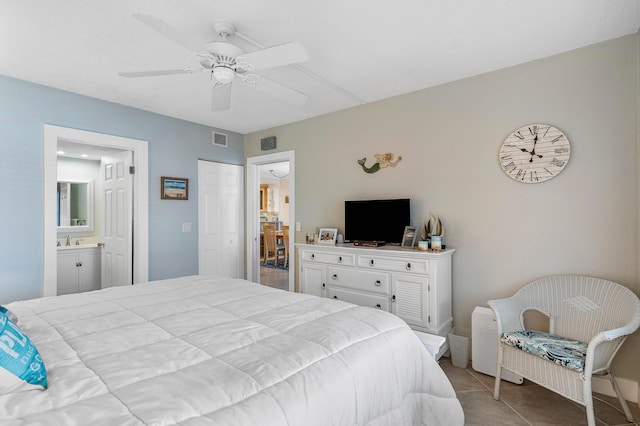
<box><xmin>592</xmin><ymin>376</ymin><xmax>638</xmax><ymax>403</ymax></box>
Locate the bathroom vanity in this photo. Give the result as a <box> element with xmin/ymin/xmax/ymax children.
<box><xmin>57</xmin><ymin>245</ymin><xmax>101</xmax><ymax>295</ymax></box>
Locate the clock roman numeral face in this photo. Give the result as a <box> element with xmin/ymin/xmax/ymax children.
<box><xmin>499</xmin><ymin>124</ymin><xmax>570</xmax><ymax>183</ymax></box>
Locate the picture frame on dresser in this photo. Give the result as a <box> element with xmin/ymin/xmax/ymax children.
<box><xmin>318</xmin><ymin>228</ymin><xmax>338</xmax><ymax>245</ymax></box>
<box><xmin>401</xmin><ymin>226</ymin><xmax>417</xmax><ymax>247</ymax></box>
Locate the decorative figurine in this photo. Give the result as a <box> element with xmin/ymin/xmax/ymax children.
<box><xmin>357</xmin><ymin>152</ymin><xmax>402</xmax><ymax>173</ymax></box>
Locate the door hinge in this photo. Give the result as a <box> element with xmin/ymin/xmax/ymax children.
<box><xmin>428</xmin><ymin>284</ymin><xmax>430</xmax><ymax>292</ymax></box>
<box><xmin>428</xmin><ymin>315</ymin><xmax>431</xmax><ymax>323</ymax></box>
<box><xmin>129</xmin><ymin>166</ymin><xmax>135</xmax><ymax>174</ymax></box>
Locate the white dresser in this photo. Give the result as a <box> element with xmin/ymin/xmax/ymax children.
<box><xmin>296</xmin><ymin>243</ymin><xmax>454</xmax><ymax>338</ymax></box>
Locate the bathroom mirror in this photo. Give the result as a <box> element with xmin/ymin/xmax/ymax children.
<box><xmin>57</xmin><ymin>179</ymin><xmax>94</xmax><ymax>232</ymax></box>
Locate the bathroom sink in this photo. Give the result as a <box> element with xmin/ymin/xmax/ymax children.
<box><xmin>58</xmin><ymin>243</ymin><xmax>99</xmax><ymax>250</ymax></box>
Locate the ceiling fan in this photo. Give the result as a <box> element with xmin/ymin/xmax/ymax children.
<box><xmin>119</xmin><ymin>14</ymin><xmax>310</xmax><ymax>111</ymax></box>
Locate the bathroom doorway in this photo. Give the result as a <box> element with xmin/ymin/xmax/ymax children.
<box><xmin>43</xmin><ymin>125</ymin><xmax>149</xmax><ymax>297</ymax></box>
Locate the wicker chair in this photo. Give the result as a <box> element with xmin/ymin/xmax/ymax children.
<box><xmin>488</xmin><ymin>275</ymin><xmax>640</xmax><ymax>426</ymax></box>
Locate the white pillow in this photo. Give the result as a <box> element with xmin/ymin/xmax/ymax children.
<box><xmin>0</xmin><ymin>312</ymin><xmax>47</xmax><ymax>393</ymax></box>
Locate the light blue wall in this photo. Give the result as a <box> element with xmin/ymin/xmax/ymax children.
<box><xmin>0</xmin><ymin>74</ymin><xmax>244</xmax><ymax>303</ymax></box>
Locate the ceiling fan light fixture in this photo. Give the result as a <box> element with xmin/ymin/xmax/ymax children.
<box><xmin>123</xmin><ymin>15</ymin><xmax>310</xmax><ymax>112</ymax></box>
<box><xmin>213</xmin><ymin>66</ymin><xmax>235</xmax><ymax>84</ymax></box>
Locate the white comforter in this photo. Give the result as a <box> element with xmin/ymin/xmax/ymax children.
<box><xmin>2</xmin><ymin>275</ymin><xmax>463</xmax><ymax>425</ymax></box>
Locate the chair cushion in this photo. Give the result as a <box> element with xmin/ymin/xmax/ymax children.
<box><xmin>501</xmin><ymin>330</ymin><xmax>587</xmax><ymax>372</ymax></box>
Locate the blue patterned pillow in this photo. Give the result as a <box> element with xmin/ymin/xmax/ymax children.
<box><xmin>502</xmin><ymin>330</ymin><xmax>587</xmax><ymax>372</ymax></box>
<box><xmin>0</xmin><ymin>305</ymin><xmax>18</xmax><ymax>323</ymax></box>
<box><xmin>0</xmin><ymin>311</ymin><xmax>47</xmax><ymax>392</ymax></box>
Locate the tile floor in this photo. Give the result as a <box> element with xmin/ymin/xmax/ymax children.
<box><xmin>259</xmin><ymin>265</ymin><xmax>289</xmax><ymax>291</ymax></box>
<box><xmin>440</xmin><ymin>357</ymin><xmax>640</xmax><ymax>425</ymax></box>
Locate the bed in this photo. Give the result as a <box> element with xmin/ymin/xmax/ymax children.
<box><xmin>1</xmin><ymin>275</ymin><xmax>464</xmax><ymax>425</ymax></box>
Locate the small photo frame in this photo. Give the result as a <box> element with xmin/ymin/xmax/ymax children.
<box><xmin>318</xmin><ymin>227</ymin><xmax>338</xmax><ymax>245</ymax></box>
<box><xmin>401</xmin><ymin>226</ymin><xmax>417</xmax><ymax>247</ymax></box>
<box><xmin>161</xmin><ymin>177</ymin><xmax>189</xmax><ymax>200</ymax></box>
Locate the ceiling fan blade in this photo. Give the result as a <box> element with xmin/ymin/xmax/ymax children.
<box><xmin>238</xmin><ymin>42</ymin><xmax>309</xmax><ymax>70</ymax></box>
<box><xmin>118</xmin><ymin>68</ymin><xmax>194</xmax><ymax>78</ymax></box>
<box><xmin>212</xmin><ymin>84</ymin><xmax>232</xmax><ymax>111</ymax></box>
<box><xmin>253</xmin><ymin>77</ymin><xmax>308</xmax><ymax>107</ymax></box>
<box><xmin>132</xmin><ymin>13</ymin><xmax>201</xmax><ymax>52</ymax></box>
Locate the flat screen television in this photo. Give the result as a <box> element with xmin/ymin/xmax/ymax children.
<box><xmin>344</xmin><ymin>198</ymin><xmax>410</xmax><ymax>244</ymax></box>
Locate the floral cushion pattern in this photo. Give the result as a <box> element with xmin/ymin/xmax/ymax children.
<box><xmin>501</xmin><ymin>330</ymin><xmax>587</xmax><ymax>372</ymax></box>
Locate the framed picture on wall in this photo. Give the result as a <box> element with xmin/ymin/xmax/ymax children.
<box><xmin>161</xmin><ymin>177</ymin><xmax>189</xmax><ymax>200</ymax></box>
<box><xmin>318</xmin><ymin>228</ymin><xmax>338</xmax><ymax>245</ymax></box>
<box><xmin>401</xmin><ymin>226</ymin><xmax>417</xmax><ymax>247</ymax></box>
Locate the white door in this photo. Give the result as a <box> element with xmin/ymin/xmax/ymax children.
<box><xmin>56</xmin><ymin>251</ymin><xmax>79</xmax><ymax>295</ymax></box>
<box><xmin>101</xmin><ymin>151</ymin><xmax>133</xmax><ymax>287</ymax></box>
<box><xmin>78</xmin><ymin>249</ymin><xmax>101</xmax><ymax>293</ymax></box>
<box><xmin>198</xmin><ymin>160</ymin><xmax>244</xmax><ymax>278</ymax></box>
<box><xmin>391</xmin><ymin>273</ymin><xmax>429</xmax><ymax>328</ymax></box>
<box><xmin>300</xmin><ymin>263</ymin><xmax>325</xmax><ymax>297</ymax></box>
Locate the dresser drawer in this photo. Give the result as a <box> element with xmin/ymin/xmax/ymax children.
<box><xmin>300</xmin><ymin>249</ymin><xmax>355</xmax><ymax>266</ymax></box>
<box><xmin>327</xmin><ymin>266</ymin><xmax>390</xmax><ymax>295</ymax></box>
<box><xmin>327</xmin><ymin>287</ymin><xmax>389</xmax><ymax>311</ymax></box>
<box><xmin>357</xmin><ymin>255</ymin><xmax>428</xmax><ymax>274</ymax></box>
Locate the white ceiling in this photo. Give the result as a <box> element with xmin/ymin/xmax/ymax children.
<box><xmin>1</xmin><ymin>1</ymin><xmax>638</xmax><ymax>134</ymax></box>
<box><xmin>57</xmin><ymin>140</ymin><xmax>123</xmax><ymax>160</ymax></box>
<box><xmin>259</xmin><ymin>161</ymin><xmax>290</xmax><ymax>182</ymax></box>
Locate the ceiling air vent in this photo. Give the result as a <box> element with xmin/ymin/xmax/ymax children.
<box><xmin>212</xmin><ymin>132</ymin><xmax>228</xmax><ymax>148</ymax></box>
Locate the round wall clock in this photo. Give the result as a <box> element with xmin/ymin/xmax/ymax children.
<box><xmin>499</xmin><ymin>123</ymin><xmax>571</xmax><ymax>183</ymax></box>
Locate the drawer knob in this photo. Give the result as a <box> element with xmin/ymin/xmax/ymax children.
<box><xmin>406</xmin><ymin>262</ymin><xmax>411</xmax><ymax>270</ymax></box>
<box><xmin>392</xmin><ymin>295</ymin><xmax>396</xmax><ymax>302</ymax></box>
<box><xmin>369</xmin><ymin>259</ymin><xmax>374</xmax><ymax>266</ymax></box>
<box><xmin>374</xmin><ymin>280</ymin><xmax>381</xmax><ymax>286</ymax></box>
<box><xmin>333</xmin><ymin>295</ymin><xmax>338</xmax><ymax>300</ymax></box>
<box><xmin>332</xmin><ymin>274</ymin><xmax>337</xmax><ymax>280</ymax></box>
<box><xmin>338</xmin><ymin>256</ymin><xmax>342</xmax><ymax>263</ymax></box>
<box><xmin>322</xmin><ymin>283</ymin><xmax>325</xmax><ymax>288</ymax></box>
<box><xmin>311</xmin><ymin>254</ymin><xmax>315</xmax><ymax>260</ymax></box>
<box><xmin>375</xmin><ymin>304</ymin><xmax>381</xmax><ymax>309</ymax></box>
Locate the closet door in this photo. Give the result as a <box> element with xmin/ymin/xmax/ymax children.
<box><xmin>198</xmin><ymin>160</ymin><xmax>244</xmax><ymax>278</ymax></box>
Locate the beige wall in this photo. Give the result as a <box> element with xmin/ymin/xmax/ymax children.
<box><xmin>245</xmin><ymin>35</ymin><xmax>639</xmax><ymax>380</ymax></box>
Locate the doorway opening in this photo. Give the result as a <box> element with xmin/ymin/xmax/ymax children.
<box><xmin>258</xmin><ymin>161</ymin><xmax>290</xmax><ymax>291</ymax></box>
<box><xmin>43</xmin><ymin>125</ymin><xmax>149</xmax><ymax>297</ymax></box>
<box><xmin>246</xmin><ymin>151</ymin><xmax>295</xmax><ymax>292</ymax></box>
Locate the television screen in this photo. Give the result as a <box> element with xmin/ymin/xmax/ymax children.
<box><xmin>344</xmin><ymin>199</ymin><xmax>410</xmax><ymax>244</ymax></box>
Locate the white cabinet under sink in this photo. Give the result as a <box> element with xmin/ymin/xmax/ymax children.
<box><xmin>57</xmin><ymin>247</ymin><xmax>101</xmax><ymax>295</ymax></box>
